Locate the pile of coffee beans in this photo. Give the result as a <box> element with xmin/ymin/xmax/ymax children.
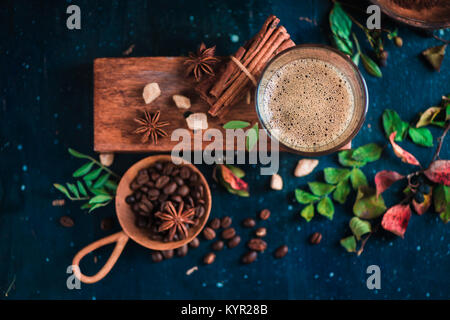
<box><xmin>201</xmin><ymin>215</ymin><xmax>242</xmax><ymax>265</ymax></box>
<box><xmin>151</xmin><ymin>237</ymin><xmax>200</xmax><ymax>263</ymax></box>
<box><xmin>125</xmin><ymin>161</ymin><xmax>207</xmax><ymax>242</ymax></box>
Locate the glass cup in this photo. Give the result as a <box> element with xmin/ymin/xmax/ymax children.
<box><xmin>255</xmin><ymin>44</ymin><xmax>368</xmax><ymax>156</ymax></box>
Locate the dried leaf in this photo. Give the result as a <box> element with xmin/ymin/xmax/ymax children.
<box><xmin>440</xmin><ymin>207</ymin><xmax>450</xmax><ymax>223</ymax></box>
<box><xmin>412</xmin><ymin>192</ymin><xmax>432</xmax><ymax>216</ymax></box>
<box><xmin>294</xmin><ymin>159</ymin><xmax>319</xmax><ymax>177</ymax></box>
<box><xmin>381</xmin><ymin>204</ymin><xmax>411</xmax><ymax>238</ymax></box>
<box><xmin>219</xmin><ymin>164</ymin><xmax>249</xmax><ymax>191</ymax></box>
<box><xmin>433</xmin><ymin>184</ymin><xmax>449</xmax><ymax>213</ymax></box>
<box><xmin>389</xmin><ymin>132</ymin><xmax>421</xmax><ymax>166</ymax></box>
<box><xmin>301</xmin><ymin>203</ymin><xmax>315</xmax><ymax>222</ymax></box>
<box><xmin>374</xmin><ymin>170</ymin><xmax>405</xmax><ymax>197</ymax></box>
<box><xmin>424</xmin><ymin>160</ymin><xmax>450</xmax><ymax>186</ymax></box>
<box><xmin>225</xmin><ymin>164</ymin><xmax>245</xmax><ymax>179</ymax></box>
<box><xmin>349</xmin><ymin>217</ymin><xmax>371</xmax><ymax>241</ymax></box>
<box><xmin>416</xmin><ymin>107</ymin><xmax>441</xmax><ymax>128</ymax></box>
<box><xmin>422</xmin><ymin>44</ymin><xmax>447</xmax><ymax>72</ymax></box>
<box><xmin>340</xmin><ymin>235</ymin><xmax>357</xmax><ymax>253</ymax></box>
<box><xmin>353</xmin><ymin>186</ymin><xmax>386</xmax><ymax>219</ymax></box>
<box><xmin>383</xmin><ymin>109</ymin><xmax>409</xmax><ymax>141</ymax></box>
<box><xmin>408</xmin><ymin>127</ymin><xmax>433</xmax><ymax>147</ymax></box>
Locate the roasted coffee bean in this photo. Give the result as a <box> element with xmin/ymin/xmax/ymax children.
<box><xmin>163</xmin><ymin>163</ymin><xmax>175</xmax><ymax>175</ymax></box>
<box><xmin>136</xmin><ymin>215</ymin><xmax>148</xmax><ymax>228</ymax></box>
<box><xmin>162</xmin><ymin>250</ymin><xmax>174</xmax><ymax>259</ymax></box>
<box><xmin>174</xmin><ymin>176</ymin><xmax>184</xmax><ymax>186</ymax></box>
<box><xmin>125</xmin><ymin>195</ymin><xmax>136</xmax><ymax>204</ymax></box>
<box><xmin>163</xmin><ymin>182</ymin><xmax>177</xmax><ymax>195</ymax></box>
<box><xmin>209</xmin><ymin>218</ymin><xmax>221</xmax><ymax>229</ymax></box>
<box><xmin>248</xmin><ymin>238</ymin><xmax>267</xmax><ymax>252</ymax></box>
<box><xmin>274</xmin><ymin>245</ymin><xmax>288</xmax><ymax>258</ymax></box>
<box><xmin>100</xmin><ymin>217</ymin><xmax>114</xmax><ymax>231</ymax></box>
<box><xmin>255</xmin><ymin>227</ymin><xmax>267</xmax><ymax>238</ymax></box>
<box><xmin>177</xmin><ymin>185</ymin><xmax>190</xmax><ymax>197</ymax></box>
<box><xmin>203</xmin><ymin>252</ymin><xmax>216</xmax><ymax>265</ymax></box>
<box><xmin>203</xmin><ymin>227</ymin><xmax>216</xmax><ymax>240</ymax></box>
<box><xmin>241</xmin><ymin>251</ymin><xmax>257</xmax><ymax>264</ymax></box>
<box><xmin>135</xmin><ymin>191</ymin><xmax>142</xmax><ymax>201</ymax></box>
<box><xmin>140</xmin><ymin>198</ymin><xmax>154</xmax><ymax>212</ymax></box>
<box><xmin>189</xmin><ymin>237</ymin><xmax>200</xmax><ymax>248</ymax></box>
<box><xmin>155</xmin><ymin>175</ymin><xmax>170</xmax><ymax>189</ymax></box>
<box><xmin>222</xmin><ymin>227</ymin><xmax>236</xmax><ymax>240</ymax></box>
<box><xmin>242</xmin><ymin>218</ymin><xmax>256</xmax><ymax>228</ymax></box>
<box><xmin>147</xmin><ymin>188</ymin><xmax>160</xmax><ymax>201</ymax></box>
<box><xmin>227</xmin><ymin>235</ymin><xmax>241</xmax><ymax>248</ymax></box>
<box><xmin>189</xmin><ymin>173</ymin><xmax>198</xmax><ymax>183</ymax></box>
<box><xmin>140</xmin><ymin>186</ymin><xmax>149</xmax><ymax>193</ymax></box>
<box><xmin>171</xmin><ymin>168</ymin><xmax>180</xmax><ymax>177</ymax></box>
<box><xmin>171</xmin><ymin>195</ymin><xmax>183</xmax><ymax>203</ymax></box>
<box><xmin>309</xmin><ymin>232</ymin><xmax>322</xmax><ymax>245</ymax></box>
<box><xmin>158</xmin><ymin>193</ymin><xmax>168</xmax><ymax>202</ymax></box>
<box><xmin>151</xmin><ymin>172</ymin><xmax>160</xmax><ymax>181</ymax></box>
<box><xmin>137</xmin><ymin>203</ymin><xmax>151</xmax><ymax>215</ymax></box>
<box><xmin>197</xmin><ymin>199</ymin><xmax>205</xmax><ymax>205</ymax></box>
<box><xmin>136</xmin><ymin>169</ymin><xmax>150</xmax><ymax>185</ymax></box>
<box><xmin>195</xmin><ymin>205</ymin><xmax>205</xmax><ymax>218</ymax></box>
<box><xmin>130</xmin><ymin>181</ymin><xmax>140</xmax><ymax>190</ymax></box>
<box><xmin>154</xmin><ymin>162</ymin><xmax>163</xmax><ymax>172</ymax></box>
<box><xmin>259</xmin><ymin>209</ymin><xmax>271</xmax><ymax>220</ymax></box>
<box><xmin>221</xmin><ymin>216</ymin><xmax>232</xmax><ymax>228</ymax></box>
<box><xmin>186</xmin><ymin>196</ymin><xmax>195</xmax><ymax>208</ymax></box>
<box><xmin>152</xmin><ymin>251</ymin><xmax>163</xmax><ymax>263</ymax></box>
<box><xmin>211</xmin><ymin>240</ymin><xmax>224</xmax><ymax>251</ymax></box>
<box><xmin>180</xmin><ymin>166</ymin><xmax>191</xmax><ymax>179</ymax></box>
<box><xmin>192</xmin><ymin>191</ymin><xmax>201</xmax><ymax>200</ymax></box>
<box><xmin>59</xmin><ymin>216</ymin><xmax>74</xmax><ymax>228</ymax></box>
<box><xmin>176</xmin><ymin>245</ymin><xmax>188</xmax><ymax>257</ymax></box>
<box><xmin>195</xmin><ymin>185</ymin><xmax>204</xmax><ymax>197</ymax></box>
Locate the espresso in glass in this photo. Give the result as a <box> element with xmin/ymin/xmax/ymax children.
<box><xmin>256</xmin><ymin>45</ymin><xmax>368</xmax><ymax>155</ymax></box>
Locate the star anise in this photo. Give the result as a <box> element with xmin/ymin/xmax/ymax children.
<box><xmin>133</xmin><ymin>110</ymin><xmax>170</xmax><ymax>144</ymax></box>
<box><xmin>155</xmin><ymin>201</ymin><xmax>195</xmax><ymax>240</ymax></box>
<box><xmin>184</xmin><ymin>42</ymin><xmax>220</xmax><ymax>82</ymax></box>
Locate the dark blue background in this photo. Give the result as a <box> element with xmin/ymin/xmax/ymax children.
<box><xmin>0</xmin><ymin>0</ymin><xmax>449</xmax><ymax>299</ymax></box>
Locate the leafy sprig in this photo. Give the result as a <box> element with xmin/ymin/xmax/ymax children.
<box><xmin>223</xmin><ymin>120</ymin><xmax>259</xmax><ymax>151</ymax></box>
<box><xmin>53</xmin><ymin>148</ymin><xmax>120</xmax><ymax>212</ymax></box>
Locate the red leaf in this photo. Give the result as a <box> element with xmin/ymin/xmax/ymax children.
<box><xmin>389</xmin><ymin>132</ymin><xmax>421</xmax><ymax>166</ymax></box>
<box><xmin>381</xmin><ymin>204</ymin><xmax>411</xmax><ymax>238</ymax></box>
<box><xmin>375</xmin><ymin>170</ymin><xmax>404</xmax><ymax>196</ymax></box>
<box><xmin>412</xmin><ymin>192</ymin><xmax>432</xmax><ymax>216</ymax></box>
<box><xmin>219</xmin><ymin>164</ymin><xmax>248</xmax><ymax>191</ymax></box>
<box><xmin>424</xmin><ymin>160</ymin><xmax>450</xmax><ymax>186</ymax></box>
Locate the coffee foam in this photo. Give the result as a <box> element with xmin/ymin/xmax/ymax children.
<box><xmin>260</xmin><ymin>58</ymin><xmax>355</xmax><ymax>151</ymax></box>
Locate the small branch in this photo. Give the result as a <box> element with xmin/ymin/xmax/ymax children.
<box><xmin>431</xmin><ymin>121</ymin><xmax>450</xmax><ymax>164</ymax></box>
<box><xmin>432</xmin><ymin>34</ymin><xmax>450</xmax><ymax>44</ymax></box>
<box><xmin>4</xmin><ymin>275</ymin><xmax>16</xmax><ymax>297</ymax></box>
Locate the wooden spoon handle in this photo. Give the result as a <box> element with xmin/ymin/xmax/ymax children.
<box><xmin>72</xmin><ymin>231</ymin><xmax>129</xmax><ymax>284</ymax></box>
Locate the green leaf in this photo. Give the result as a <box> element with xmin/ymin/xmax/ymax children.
<box><xmin>77</xmin><ymin>181</ymin><xmax>88</xmax><ymax>197</ymax></box>
<box><xmin>349</xmin><ymin>217</ymin><xmax>371</xmax><ymax>241</ymax></box>
<box><xmin>72</xmin><ymin>162</ymin><xmax>94</xmax><ymax>178</ymax></box>
<box><xmin>382</xmin><ymin>109</ymin><xmax>409</xmax><ymax>141</ymax></box>
<box><xmin>246</xmin><ymin>123</ymin><xmax>259</xmax><ymax>151</ymax></box>
<box><xmin>295</xmin><ymin>189</ymin><xmax>320</xmax><ymax>204</ymax></box>
<box><xmin>440</xmin><ymin>206</ymin><xmax>450</xmax><ymax>224</ymax></box>
<box><xmin>422</xmin><ymin>44</ymin><xmax>447</xmax><ymax>72</ymax></box>
<box><xmin>329</xmin><ymin>2</ymin><xmax>352</xmax><ymax>42</ymax></box>
<box><xmin>416</xmin><ymin>107</ymin><xmax>441</xmax><ymax>128</ymax></box>
<box><xmin>324</xmin><ymin>168</ymin><xmax>351</xmax><ymax>184</ymax></box>
<box><xmin>93</xmin><ymin>173</ymin><xmax>111</xmax><ymax>189</ymax></box>
<box><xmin>225</xmin><ymin>164</ymin><xmax>245</xmax><ymax>178</ymax></box>
<box><xmin>361</xmin><ymin>53</ymin><xmax>382</xmax><ymax>78</ymax></box>
<box><xmin>332</xmin><ymin>34</ymin><xmax>353</xmax><ymax>56</ymax></box>
<box><xmin>89</xmin><ymin>188</ymin><xmax>110</xmax><ymax>196</ymax></box>
<box><xmin>89</xmin><ymin>201</ymin><xmax>111</xmax><ymax>213</ymax></box>
<box><xmin>223</xmin><ymin>120</ymin><xmax>250</xmax><ymax>129</ymax></box>
<box><xmin>350</xmin><ymin>168</ymin><xmax>368</xmax><ymax>190</ymax></box>
<box><xmin>300</xmin><ymin>203</ymin><xmax>315</xmax><ymax>222</ymax></box>
<box><xmin>80</xmin><ymin>203</ymin><xmax>91</xmax><ymax>210</ymax></box>
<box><xmin>53</xmin><ymin>183</ymin><xmax>72</xmax><ymax>199</ymax></box>
<box><xmin>104</xmin><ymin>179</ymin><xmax>118</xmax><ymax>191</ymax></box>
<box><xmin>84</xmin><ymin>167</ymin><xmax>102</xmax><ymax>181</ymax></box>
<box><xmin>340</xmin><ymin>235</ymin><xmax>357</xmax><ymax>253</ymax></box>
<box><xmin>433</xmin><ymin>184</ymin><xmax>449</xmax><ymax>213</ymax></box>
<box><xmin>308</xmin><ymin>182</ymin><xmax>336</xmax><ymax>196</ymax></box>
<box><xmin>387</xmin><ymin>28</ymin><xmax>398</xmax><ymax>40</ymax></box>
<box><xmin>317</xmin><ymin>196</ymin><xmax>334</xmax><ymax>220</ymax></box>
<box><xmin>66</xmin><ymin>183</ymin><xmax>80</xmax><ymax>198</ymax></box>
<box><xmin>352</xmin><ymin>143</ymin><xmax>382</xmax><ymax>162</ymax></box>
<box><xmin>408</xmin><ymin>127</ymin><xmax>433</xmax><ymax>147</ymax></box>
<box><xmin>352</xmin><ymin>52</ymin><xmax>360</xmax><ymax>65</ymax></box>
<box><xmin>353</xmin><ymin>186</ymin><xmax>386</xmax><ymax>219</ymax></box>
<box><xmin>338</xmin><ymin>149</ymin><xmax>366</xmax><ymax>167</ymax></box>
<box><xmin>89</xmin><ymin>194</ymin><xmax>112</xmax><ymax>205</ymax></box>
<box><xmin>333</xmin><ymin>179</ymin><xmax>351</xmax><ymax>204</ymax></box>
<box><xmin>68</xmin><ymin>148</ymin><xmax>90</xmax><ymax>159</ymax></box>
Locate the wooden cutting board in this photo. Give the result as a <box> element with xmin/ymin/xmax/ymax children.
<box><xmin>93</xmin><ymin>57</ymin><xmax>264</xmax><ymax>153</ymax></box>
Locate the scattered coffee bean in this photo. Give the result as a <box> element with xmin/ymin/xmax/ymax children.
<box><xmin>222</xmin><ymin>227</ymin><xmax>236</xmax><ymax>240</ymax></box>
<box><xmin>259</xmin><ymin>209</ymin><xmax>271</xmax><ymax>220</ymax></box>
<box><xmin>189</xmin><ymin>237</ymin><xmax>200</xmax><ymax>248</ymax></box>
<box><xmin>100</xmin><ymin>217</ymin><xmax>114</xmax><ymax>231</ymax></box>
<box><xmin>152</xmin><ymin>251</ymin><xmax>163</xmax><ymax>263</ymax></box>
<box><xmin>203</xmin><ymin>252</ymin><xmax>216</xmax><ymax>265</ymax></box>
<box><xmin>274</xmin><ymin>245</ymin><xmax>288</xmax><ymax>258</ymax></box>
<box><xmin>176</xmin><ymin>245</ymin><xmax>188</xmax><ymax>257</ymax></box>
<box><xmin>59</xmin><ymin>216</ymin><xmax>74</xmax><ymax>228</ymax></box>
<box><xmin>209</xmin><ymin>218</ymin><xmax>221</xmax><ymax>229</ymax></box>
<box><xmin>162</xmin><ymin>249</ymin><xmax>174</xmax><ymax>259</ymax></box>
<box><xmin>242</xmin><ymin>218</ymin><xmax>256</xmax><ymax>228</ymax></box>
<box><xmin>247</xmin><ymin>238</ymin><xmax>267</xmax><ymax>252</ymax></box>
<box><xmin>211</xmin><ymin>240</ymin><xmax>224</xmax><ymax>251</ymax></box>
<box><xmin>310</xmin><ymin>232</ymin><xmax>322</xmax><ymax>245</ymax></box>
<box><xmin>227</xmin><ymin>235</ymin><xmax>241</xmax><ymax>248</ymax></box>
<box><xmin>203</xmin><ymin>227</ymin><xmax>216</xmax><ymax>240</ymax></box>
<box><xmin>241</xmin><ymin>251</ymin><xmax>257</xmax><ymax>264</ymax></box>
<box><xmin>255</xmin><ymin>227</ymin><xmax>267</xmax><ymax>238</ymax></box>
<box><xmin>221</xmin><ymin>216</ymin><xmax>232</xmax><ymax>228</ymax></box>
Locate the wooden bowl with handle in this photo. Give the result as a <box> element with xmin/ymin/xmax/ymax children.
<box><xmin>72</xmin><ymin>155</ymin><xmax>212</xmax><ymax>284</ymax></box>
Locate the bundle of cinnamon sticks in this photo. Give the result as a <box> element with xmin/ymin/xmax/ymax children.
<box><xmin>195</xmin><ymin>15</ymin><xmax>295</xmax><ymax>117</ymax></box>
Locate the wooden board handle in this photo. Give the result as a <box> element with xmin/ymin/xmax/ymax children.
<box><xmin>72</xmin><ymin>231</ymin><xmax>129</xmax><ymax>284</ymax></box>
